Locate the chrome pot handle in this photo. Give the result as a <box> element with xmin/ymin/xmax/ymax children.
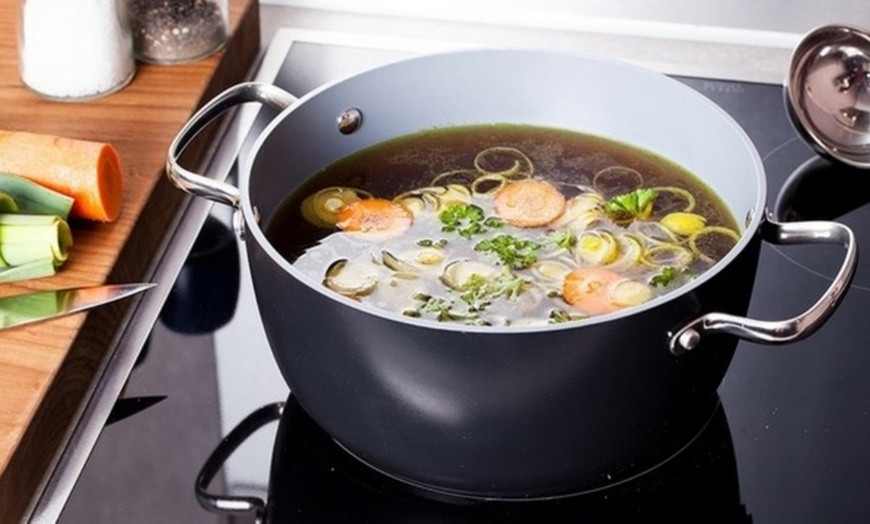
<box><xmin>195</xmin><ymin>401</ymin><xmax>284</xmax><ymax>522</ymax></box>
<box><xmin>670</xmin><ymin>215</ymin><xmax>857</xmax><ymax>355</ymax></box>
<box><xmin>166</xmin><ymin>82</ymin><xmax>297</xmax><ymax>209</ymax></box>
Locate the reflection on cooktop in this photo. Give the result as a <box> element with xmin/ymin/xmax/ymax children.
<box><xmin>769</xmin><ymin>138</ymin><xmax>870</xmax><ymax>290</ymax></box>
<box><xmin>206</xmin><ymin>396</ymin><xmax>752</xmax><ymax>523</ymax></box>
<box><xmin>776</xmin><ymin>156</ymin><xmax>870</xmax><ymax>223</ymax></box>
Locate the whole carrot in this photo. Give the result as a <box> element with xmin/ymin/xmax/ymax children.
<box><xmin>0</xmin><ymin>130</ymin><xmax>123</xmax><ymax>222</ymax></box>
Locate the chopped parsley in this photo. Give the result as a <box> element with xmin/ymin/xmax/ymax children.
<box><xmin>544</xmin><ymin>229</ymin><xmax>576</xmax><ymax>251</ymax></box>
<box><xmin>604</xmin><ymin>188</ymin><xmax>658</xmax><ymax>222</ymax></box>
<box><xmin>549</xmin><ymin>308</ymin><xmax>589</xmax><ymax>324</ymax></box>
<box><xmin>439</xmin><ymin>203</ymin><xmax>502</xmax><ymax>238</ymax></box>
<box><xmin>417</xmin><ymin>238</ymin><xmax>448</xmax><ymax>248</ymax></box>
<box><xmin>412</xmin><ymin>293</ymin><xmax>480</xmax><ymax>323</ymax></box>
<box><xmin>460</xmin><ymin>273</ymin><xmax>527</xmax><ymax>311</ymax></box>
<box><xmin>409</xmin><ymin>272</ymin><xmax>527</xmax><ymax>324</ymax></box>
<box><xmin>549</xmin><ymin>309</ymin><xmax>573</xmax><ymax>324</ymax></box>
<box><xmin>474</xmin><ymin>234</ymin><xmax>543</xmax><ymax>269</ymax></box>
<box><xmin>649</xmin><ymin>266</ymin><xmax>679</xmax><ymax>287</ymax></box>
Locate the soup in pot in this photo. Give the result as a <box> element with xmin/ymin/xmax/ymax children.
<box><xmin>266</xmin><ymin>124</ymin><xmax>739</xmax><ymax>327</ymax></box>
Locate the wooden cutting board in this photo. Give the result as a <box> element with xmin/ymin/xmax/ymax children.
<box><xmin>0</xmin><ymin>0</ymin><xmax>260</xmax><ymax>520</ymax></box>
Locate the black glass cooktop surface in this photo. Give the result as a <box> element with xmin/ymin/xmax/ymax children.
<box><xmin>60</xmin><ymin>43</ymin><xmax>870</xmax><ymax>523</ymax></box>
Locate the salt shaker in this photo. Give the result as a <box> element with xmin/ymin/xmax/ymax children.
<box><xmin>129</xmin><ymin>0</ymin><xmax>229</xmax><ymax>64</ymax></box>
<box><xmin>18</xmin><ymin>0</ymin><xmax>136</xmax><ymax>101</ymax></box>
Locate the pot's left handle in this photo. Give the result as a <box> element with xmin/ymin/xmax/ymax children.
<box><xmin>166</xmin><ymin>82</ymin><xmax>297</xmax><ymax>209</ymax></box>
<box><xmin>670</xmin><ymin>216</ymin><xmax>857</xmax><ymax>355</ymax></box>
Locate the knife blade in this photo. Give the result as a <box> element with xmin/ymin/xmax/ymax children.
<box><xmin>0</xmin><ymin>283</ymin><xmax>155</xmax><ymax>331</ymax></box>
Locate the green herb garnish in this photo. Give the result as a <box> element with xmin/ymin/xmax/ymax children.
<box><xmin>483</xmin><ymin>216</ymin><xmax>504</xmax><ymax>228</ymax></box>
<box><xmin>417</xmin><ymin>238</ymin><xmax>448</xmax><ymax>248</ymax></box>
<box><xmin>415</xmin><ymin>294</ymin><xmax>452</xmax><ymax>316</ymax></box>
<box><xmin>649</xmin><ymin>266</ymin><xmax>679</xmax><ymax>287</ymax></box>
<box><xmin>439</xmin><ymin>203</ymin><xmax>501</xmax><ymax>239</ymax></box>
<box><xmin>549</xmin><ymin>308</ymin><xmax>572</xmax><ymax>324</ymax></box>
<box><xmin>474</xmin><ymin>234</ymin><xmax>543</xmax><ymax>269</ymax></box>
<box><xmin>460</xmin><ymin>273</ymin><xmax>527</xmax><ymax>311</ymax></box>
<box><xmin>604</xmin><ymin>188</ymin><xmax>658</xmax><ymax>222</ymax></box>
<box><xmin>548</xmin><ymin>308</ymin><xmax>588</xmax><ymax>324</ymax></box>
<box><xmin>544</xmin><ymin>229</ymin><xmax>576</xmax><ymax>251</ymax></box>
<box><xmin>413</xmin><ymin>293</ymin><xmax>478</xmax><ymax>323</ymax></box>
<box><xmin>410</xmin><ymin>272</ymin><xmax>527</xmax><ymax>322</ymax></box>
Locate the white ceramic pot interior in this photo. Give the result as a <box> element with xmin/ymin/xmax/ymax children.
<box><xmin>242</xmin><ymin>49</ymin><xmax>766</xmax><ymax>323</ymax></box>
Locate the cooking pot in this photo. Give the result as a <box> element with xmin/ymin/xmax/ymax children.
<box><xmin>167</xmin><ymin>50</ymin><xmax>856</xmax><ymax>498</ymax></box>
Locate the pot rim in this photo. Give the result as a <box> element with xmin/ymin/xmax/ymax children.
<box><xmin>240</xmin><ymin>48</ymin><xmax>767</xmax><ymax>334</ymax></box>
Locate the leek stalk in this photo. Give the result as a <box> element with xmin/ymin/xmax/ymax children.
<box><xmin>0</xmin><ymin>172</ymin><xmax>73</xmax><ymax>220</ymax></box>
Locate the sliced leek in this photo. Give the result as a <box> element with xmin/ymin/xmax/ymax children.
<box><xmin>323</xmin><ymin>259</ymin><xmax>380</xmax><ymax>297</ymax></box>
<box><xmin>0</xmin><ymin>172</ymin><xmax>73</xmax><ymax>219</ymax></box>
<box><xmin>0</xmin><ymin>214</ymin><xmax>72</xmax><ymax>267</ymax></box>
<box><xmin>661</xmin><ymin>212</ymin><xmax>707</xmax><ymax>236</ymax></box>
<box><xmin>301</xmin><ymin>187</ymin><xmax>371</xmax><ymax>228</ymax></box>
<box><xmin>608</xmin><ymin>233</ymin><xmax>644</xmax><ymax>269</ymax></box>
<box><xmin>473</xmin><ymin>146</ymin><xmax>534</xmax><ymax>179</ymax></box>
<box><xmin>643</xmin><ymin>244</ymin><xmax>694</xmax><ymax>269</ymax></box>
<box><xmin>650</xmin><ymin>186</ymin><xmax>696</xmax><ymax>213</ymax></box>
<box><xmin>0</xmin><ymin>258</ymin><xmax>56</xmax><ymax>283</ymax></box>
<box><xmin>689</xmin><ymin>226</ymin><xmax>740</xmax><ymax>263</ymax></box>
<box><xmin>610</xmin><ymin>279</ymin><xmax>654</xmax><ymax>308</ymax></box>
<box><xmin>440</xmin><ymin>260</ymin><xmax>500</xmax><ymax>291</ymax></box>
<box><xmin>576</xmin><ymin>231</ymin><xmax>618</xmax><ymax>265</ymax></box>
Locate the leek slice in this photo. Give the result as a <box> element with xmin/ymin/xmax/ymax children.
<box><xmin>610</xmin><ymin>279</ymin><xmax>654</xmax><ymax>308</ymax></box>
<box><xmin>642</xmin><ymin>244</ymin><xmax>694</xmax><ymax>269</ymax></box>
<box><xmin>0</xmin><ymin>258</ymin><xmax>57</xmax><ymax>283</ymax></box>
<box><xmin>661</xmin><ymin>212</ymin><xmax>707</xmax><ymax>236</ymax></box>
<box><xmin>300</xmin><ymin>187</ymin><xmax>370</xmax><ymax>228</ymax></box>
<box><xmin>0</xmin><ymin>173</ymin><xmax>73</xmax><ymax>219</ymax></box>
<box><xmin>608</xmin><ymin>233</ymin><xmax>644</xmax><ymax>269</ymax></box>
<box><xmin>576</xmin><ymin>231</ymin><xmax>618</xmax><ymax>265</ymax></box>
<box><xmin>0</xmin><ymin>214</ymin><xmax>73</xmax><ymax>267</ymax></box>
<box><xmin>689</xmin><ymin>226</ymin><xmax>740</xmax><ymax>263</ymax></box>
<box><xmin>323</xmin><ymin>259</ymin><xmax>380</xmax><ymax>297</ymax></box>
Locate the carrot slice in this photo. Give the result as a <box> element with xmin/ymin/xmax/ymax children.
<box><xmin>562</xmin><ymin>267</ymin><xmax>623</xmax><ymax>315</ymax></box>
<box><xmin>0</xmin><ymin>130</ymin><xmax>123</xmax><ymax>222</ymax></box>
<box><xmin>493</xmin><ymin>178</ymin><xmax>566</xmax><ymax>228</ymax></box>
<box><xmin>336</xmin><ymin>198</ymin><xmax>412</xmax><ymax>240</ymax></box>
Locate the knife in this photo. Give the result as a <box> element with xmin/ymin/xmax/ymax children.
<box><xmin>0</xmin><ymin>283</ymin><xmax>155</xmax><ymax>331</ymax></box>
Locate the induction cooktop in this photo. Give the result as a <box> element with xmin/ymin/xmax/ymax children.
<box><xmin>59</xmin><ymin>30</ymin><xmax>870</xmax><ymax>523</ymax></box>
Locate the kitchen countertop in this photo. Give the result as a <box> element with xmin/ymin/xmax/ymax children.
<box><xmin>0</xmin><ymin>0</ymin><xmax>260</xmax><ymax>521</ymax></box>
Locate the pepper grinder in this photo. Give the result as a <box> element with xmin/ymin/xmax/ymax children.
<box><xmin>18</xmin><ymin>0</ymin><xmax>136</xmax><ymax>101</ymax></box>
<box><xmin>128</xmin><ymin>0</ymin><xmax>229</xmax><ymax>64</ymax></box>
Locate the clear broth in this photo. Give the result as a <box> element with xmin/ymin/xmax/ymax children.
<box><xmin>266</xmin><ymin>124</ymin><xmax>738</xmax><ymax>326</ymax></box>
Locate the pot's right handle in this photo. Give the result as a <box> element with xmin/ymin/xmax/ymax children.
<box><xmin>670</xmin><ymin>215</ymin><xmax>857</xmax><ymax>356</ymax></box>
<box><xmin>166</xmin><ymin>82</ymin><xmax>297</xmax><ymax>209</ymax></box>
